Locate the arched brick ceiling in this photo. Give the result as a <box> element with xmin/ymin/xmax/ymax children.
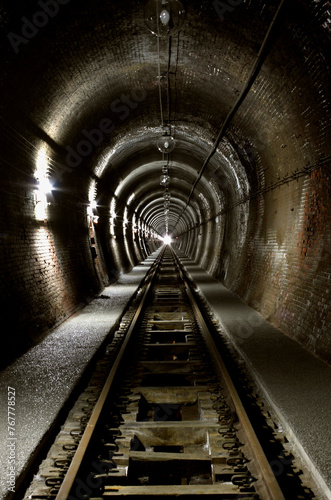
<box><xmin>0</xmin><ymin>0</ymin><xmax>330</xmax><ymax>237</ymax></box>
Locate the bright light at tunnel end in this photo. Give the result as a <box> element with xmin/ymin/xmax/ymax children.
<box><xmin>162</xmin><ymin>235</ymin><xmax>172</xmax><ymax>245</ymax></box>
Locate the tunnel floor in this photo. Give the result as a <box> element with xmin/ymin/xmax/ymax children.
<box><xmin>1</xmin><ymin>249</ymin><xmax>330</xmax><ymax>500</ymax></box>
<box><xmin>0</xmin><ymin>252</ymin><xmax>159</xmax><ymax>500</ymax></box>
<box><xmin>174</xmin><ymin>249</ymin><xmax>331</xmax><ymax>496</ymax></box>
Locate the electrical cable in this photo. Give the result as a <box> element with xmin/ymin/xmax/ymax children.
<box><xmin>172</xmin><ymin>0</ymin><xmax>287</xmax><ymax>235</ymax></box>
<box><xmin>156</xmin><ymin>2</ymin><xmax>164</xmax><ymax>128</ymax></box>
<box><xmin>167</xmin><ymin>36</ymin><xmax>172</xmax><ymax>126</ymax></box>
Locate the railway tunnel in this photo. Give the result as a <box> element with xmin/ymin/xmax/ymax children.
<box><xmin>0</xmin><ymin>0</ymin><xmax>330</xmax><ymax>498</ymax></box>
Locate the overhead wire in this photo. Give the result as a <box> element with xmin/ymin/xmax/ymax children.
<box><xmin>156</xmin><ymin>2</ymin><xmax>164</xmax><ymax>128</ymax></box>
<box><xmin>167</xmin><ymin>36</ymin><xmax>172</xmax><ymax>127</ymax></box>
<box><xmin>155</xmin><ymin>3</ymin><xmax>175</xmax><ymax>237</ymax></box>
<box><xmin>172</xmin><ymin>0</ymin><xmax>287</xmax><ymax>235</ymax></box>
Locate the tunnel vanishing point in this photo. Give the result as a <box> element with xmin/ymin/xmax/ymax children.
<box><xmin>0</xmin><ymin>1</ymin><xmax>330</xmax><ymax>369</ymax></box>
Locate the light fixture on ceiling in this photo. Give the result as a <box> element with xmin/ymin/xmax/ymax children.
<box><xmin>160</xmin><ymin>174</ymin><xmax>171</xmax><ymax>187</ymax></box>
<box><xmin>163</xmin><ymin>189</ymin><xmax>171</xmax><ymax>200</ymax></box>
<box><xmin>144</xmin><ymin>0</ymin><xmax>186</xmax><ymax>37</ymax></box>
<box><xmin>160</xmin><ymin>8</ymin><xmax>170</xmax><ymax>26</ymax></box>
<box><xmin>157</xmin><ymin>128</ymin><xmax>175</xmax><ymax>153</ymax></box>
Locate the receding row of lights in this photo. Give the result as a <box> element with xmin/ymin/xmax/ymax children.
<box><xmin>148</xmin><ymin>0</ymin><xmax>186</xmax><ymax>237</ymax></box>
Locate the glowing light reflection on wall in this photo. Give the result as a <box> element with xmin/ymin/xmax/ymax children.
<box><xmin>110</xmin><ymin>197</ymin><xmax>117</xmax><ymax>236</ymax></box>
<box><xmin>123</xmin><ymin>207</ymin><xmax>128</xmax><ymax>235</ymax></box>
<box><xmin>122</xmin><ymin>206</ymin><xmax>135</xmax><ymax>267</ymax></box>
<box><xmin>127</xmin><ymin>193</ymin><xmax>135</xmax><ymax>205</ymax></box>
<box><xmin>35</xmin><ymin>146</ymin><xmax>52</xmax><ymax>220</ymax></box>
<box><xmin>34</xmin><ymin>225</ymin><xmax>73</xmax><ymax>312</ymax></box>
<box><xmin>35</xmin><ymin>191</ymin><xmax>48</xmax><ymax>221</ymax></box>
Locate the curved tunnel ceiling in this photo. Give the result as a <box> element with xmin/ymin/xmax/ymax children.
<box><xmin>1</xmin><ymin>0</ymin><xmax>330</xmax><ymax>239</ymax></box>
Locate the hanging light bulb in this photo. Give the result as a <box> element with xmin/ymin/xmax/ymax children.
<box><xmin>163</xmin><ymin>190</ymin><xmax>171</xmax><ymax>200</ymax></box>
<box><xmin>157</xmin><ymin>133</ymin><xmax>175</xmax><ymax>154</ymax></box>
<box><xmin>144</xmin><ymin>0</ymin><xmax>186</xmax><ymax>38</ymax></box>
<box><xmin>160</xmin><ymin>174</ymin><xmax>171</xmax><ymax>187</ymax></box>
<box><xmin>164</xmin><ymin>200</ymin><xmax>170</xmax><ymax>208</ymax></box>
<box><xmin>160</xmin><ymin>8</ymin><xmax>170</xmax><ymax>25</ymax></box>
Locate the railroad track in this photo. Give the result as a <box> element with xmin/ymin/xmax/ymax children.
<box><xmin>22</xmin><ymin>247</ymin><xmax>316</xmax><ymax>499</ymax></box>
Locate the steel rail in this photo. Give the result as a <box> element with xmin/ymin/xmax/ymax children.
<box><xmin>55</xmin><ymin>249</ymin><xmax>165</xmax><ymax>500</ymax></box>
<box><xmin>172</xmin><ymin>248</ymin><xmax>285</xmax><ymax>500</ymax></box>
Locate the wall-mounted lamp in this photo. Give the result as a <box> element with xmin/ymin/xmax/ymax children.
<box><xmin>34</xmin><ymin>177</ymin><xmax>53</xmax><ymax>220</ymax></box>
<box><xmin>38</xmin><ymin>178</ymin><xmax>53</xmax><ymax>194</ymax></box>
<box><xmin>87</xmin><ymin>199</ymin><xmax>97</xmax><ymax>217</ymax></box>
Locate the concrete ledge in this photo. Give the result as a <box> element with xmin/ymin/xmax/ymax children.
<box><xmin>0</xmin><ymin>250</ymin><xmax>160</xmax><ymax>500</ymax></box>
<box><xmin>175</xmin><ymin>249</ymin><xmax>331</xmax><ymax>498</ymax></box>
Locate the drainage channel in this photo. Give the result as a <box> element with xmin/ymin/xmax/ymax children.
<box><xmin>22</xmin><ymin>248</ymin><xmax>315</xmax><ymax>499</ymax></box>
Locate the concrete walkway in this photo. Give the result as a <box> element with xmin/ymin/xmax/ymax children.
<box><xmin>175</xmin><ymin>249</ymin><xmax>331</xmax><ymax>498</ymax></box>
<box><xmin>0</xmin><ymin>251</ymin><xmax>159</xmax><ymax>500</ymax></box>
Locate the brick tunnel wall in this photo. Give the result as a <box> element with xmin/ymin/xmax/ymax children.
<box><xmin>0</xmin><ymin>161</ymin><xmax>103</xmax><ymax>368</ymax></box>
<box><xmin>230</xmin><ymin>165</ymin><xmax>330</xmax><ymax>364</ymax></box>
<box><xmin>173</xmin><ymin>1</ymin><xmax>331</xmax><ymax>366</ymax></box>
<box><xmin>176</xmin><ymin>162</ymin><xmax>330</xmax><ymax>366</ymax></box>
<box><xmin>268</xmin><ymin>167</ymin><xmax>330</xmax><ymax>360</ymax></box>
